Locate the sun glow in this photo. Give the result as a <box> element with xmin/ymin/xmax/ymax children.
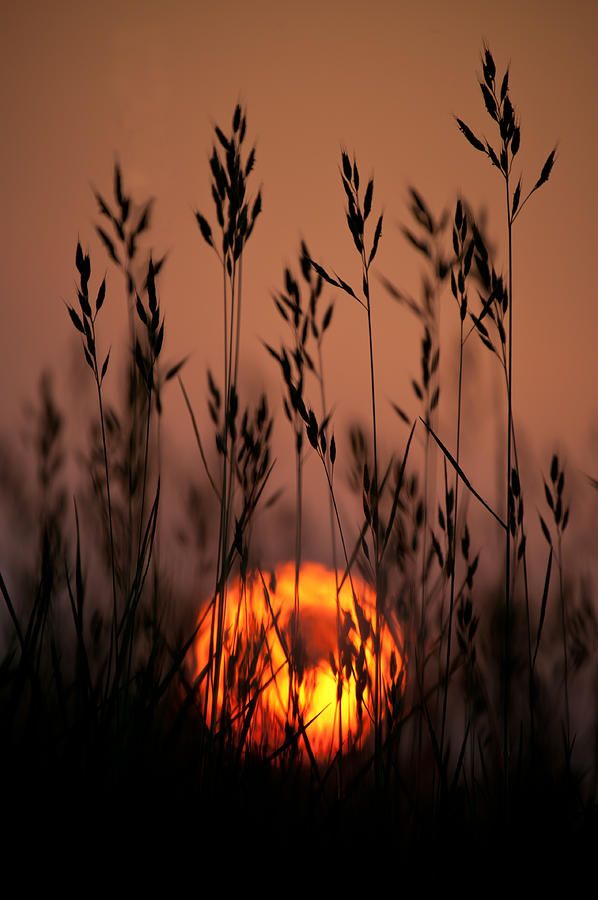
<box><xmin>192</xmin><ymin>561</ymin><xmax>404</xmax><ymax>761</ymax></box>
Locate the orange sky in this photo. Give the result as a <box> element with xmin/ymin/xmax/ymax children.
<box><xmin>1</xmin><ymin>0</ymin><xmax>597</xmax><ymax>569</ymax></box>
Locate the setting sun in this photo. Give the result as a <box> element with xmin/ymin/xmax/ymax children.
<box><xmin>192</xmin><ymin>561</ymin><xmax>404</xmax><ymax>761</ymax></box>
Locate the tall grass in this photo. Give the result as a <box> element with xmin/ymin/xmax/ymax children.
<box><xmin>456</xmin><ymin>45</ymin><xmax>556</xmax><ymax>785</ymax></box>
<box><xmin>0</xmin><ymin>44</ymin><xmax>591</xmax><ymax>864</ymax></box>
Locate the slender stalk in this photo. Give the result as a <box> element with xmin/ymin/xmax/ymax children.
<box><xmin>136</xmin><ymin>383</ymin><xmax>153</xmax><ymax>563</ymax></box>
<box><xmin>290</xmin><ymin>428</ymin><xmax>303</xmax><ymax>722</ymax></box>
<box><xmin>212</xmin><ymin>246</ymin><xmax>242</xmax><ymax>736</ymax></box>
<box><xmin>223</xmin><ymin>261</ymin><xmax>229</xmax><ymax>407</ymax></box>
<box><xmin>495</xmin><ymin>316</ymin><xmax>535</xmax><ymax>753</ymax></box>
<box><xmin>126</xmin><ymin>294</ymin><xmax>137</xmax><ymax>587</ymax></box>
<box><xmin>206</xmin><ymin>258</ymin><xmax>230</xmax><ymax>732</ymax></box>
<box><xmin>125</xmin><ymin>379</ymin><xmax>153</xmax><ymax>691</ymax></box>
<box><xmin>233</xmin><ymin>254</ymin><xmax>243</xmax><ymax>392</ymax></box>
<box><xmin>507</xmin><ymin>387</ymin><xmax>534</xmax><ymax>753</ymax></box>
<box><xmin>217</xmin><ymin>260</ymin><xmax>240</xmax><ymax>728</ymax></box>
<box><xmin>558</xmin><ymin>532</ymin><xmax>571</xmax><ymax>757</ymax></box>
<box><xmin>294</xmin><ymin>446</ymin><xmax>302</xmax><ymax>623</ymax></box>
<box><xmin>521</xmin><ymin>533</ymin><xmax>534</xmax><ymax>750</ymax></box>
<box><xmin>440</xmin><ymin>317</ymin><xmax>464</xmax><ymax>766</ymax></box>
<box><xmin>199</xmin><ymin>105</ymin><xmax>263</xmax><ymax>740</ymax></box>
<box><xmin>226</xmin><ymin>266</ymin><xmax>237</xmax><ymax>416</ymax></box>
<box><xmin>420</xmin><ymin>428</ymin><xmax>430</xmax><ymax>666</ymax></box>
<box><xmin>94</xmin><ymin>353</ymin><xmax>118</xmax><ymax>698</ymax></box>
<box><xmin>504</xmin><ymin>171</ymin><xmax>513</xmax><ymax>786</ymax></box>
<box><xmin>318</xmin><ymin>340</ymin><xmax>343</xmax><ymax>791</ymax></box>
<box><xmin>363</xmin><ymin>261</ymin><xmax>383</xmax><ymax>778</ymax></box>
<box><xmin>317</xmin><ymin>451</ymin><xmax>360</xmax><ymax>611</ymax></box>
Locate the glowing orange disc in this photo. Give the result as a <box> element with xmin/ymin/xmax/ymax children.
<box><xmin>192</xmin><ymin>561</ymin><xmax>403</xmax><ymax>761</ymax></box>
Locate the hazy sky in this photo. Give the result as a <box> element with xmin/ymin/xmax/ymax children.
<box><xmin>1</xmin><ymin>0</ymin><xmax>597</xmax><ymax>565</ymax></box>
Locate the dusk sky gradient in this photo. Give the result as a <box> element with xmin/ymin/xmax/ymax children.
<box><xmin>1</xmin><ymin>0</ymin><xmax>597</xmax><ymax>568</ymax></box>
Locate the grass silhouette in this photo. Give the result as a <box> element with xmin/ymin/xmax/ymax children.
<box><xmin>0</xmin><ymin>44</ymin><xmax>593</xmax><ymax>869</ymax></box>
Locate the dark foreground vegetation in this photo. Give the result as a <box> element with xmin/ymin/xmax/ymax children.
<box><xmin>1</xmin><ymin>46</ymin><xmax>596</xmax><ymax>871</ymax></box>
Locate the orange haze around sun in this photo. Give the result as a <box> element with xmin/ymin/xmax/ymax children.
<box><xmin>192</xmin><ymin>561</ymin><xmax>404</xmax><ymax>761</ymax></box>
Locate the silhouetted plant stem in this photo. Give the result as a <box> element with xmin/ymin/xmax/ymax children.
<box><xmin>137</xmin><ymin>382</ymin><xmax>153</xmax><ymax>564</ymax></box>
<box><xmin>94</xmin><ymin>350</ymin><xmax>118</xmax><ymax>691</ymax></box>
<box><xmin>98</xmin><ymin>168</ymin><xmax>161</xmax><ymax>597</ymax></box>
<box><xmin>194</xmin><ymin>107</ymin><xmax>262</xmax><ymax>739</ymax></box>
<box><xmin>457</xmin><ymin>47</ymin><xmax>556</xmax><ymax>793</ymax></box>
<box><xmin>202</xmin><ymin>261</ymin><xmax>229</xmax><ymax>732</ymax></box>
<box><xmin>218</xmin><ymin>258</ymin><xmax>245</xmax><ymax>731</ymax></box>
<box><xmin>212</xmin><ymin>266</ymin><xmax>235</xmax><ymax>733</ymax></box>
<box><xmin>436</xmin><ymin>200</ymin><xmax>472</xmax><ymax>795</ymax></box>
<box><xmin>291</xmin><ymin>426</ymin><xmax>303</xmax><ymax>721</ymax></box>
<box><xmin>306</xmin><ymin>154</ymin><xmax>384</xmax><ymax>772</ymax></box>
<box><xmin>211</xmin><ymin>414</ymin><xmax>229</xmax><ymax>735</ymax></box>
<box><xmin>317</xmin><ymin>339</ymin><xmax>343</xmax><ymax>791</ymax></box>
<box><xmin>315</xmin><ymin>448</ymin><xmax>358</xmax><ymax>608</ymax></box>
<box><xmin>364</xmin><ymin>263</ymin><xmax>383</xmax><ymax>769</ymax></box>
<box><xmin>381</xmin><ymin>196</ymin><xmax>448</xmax><ymax>803</ymax></box>
<box><xmin>504</xmin><ymin>171</ymin><xmax>513</xmax><ymax>788</ymax></box>
<box><xmin>124</xmin><ymin>374</ymin><xmax>154</xmax><ymax>692</ymax></box>
<box><xmin>67</xmin><ymin>248</ymin><xmax>118</xmax><ymax>697</ymax></box>
<box><xmin>222</xmin><ymin>264</ymin><xmax>229</xmax><ymax>407</ymax></box>
<box><xmin>540</xmin><ymin>454</ymin><xmax>571</xmax><ymax>767</ymax></box>
<box><xmin>226</xmin><ymin>268</ymin><xmax>237</xmax><ymax>420</ymax></box>
<box><xmin>440</xmin><ymin>316</ymin><xmax>464</xmax><ymax>766</ymax></box>
<box><xmin>122</xmin><ymin>242</ymin><xmax>138</xmax><ymax>588</ymax></box>
<box><xmin>558</xmin><ymin>531</ymin><xmax>571</xmax><ymax>755</ymax></box>
<box><xmin>233</xmin><ymin>254</ymin><xmax>243</xmax><ymax>391</ymax></box>
<box><xmin>505</xmin><ymin>391</ymin><xmax>534</xmax><ymax>751</ymax></box>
